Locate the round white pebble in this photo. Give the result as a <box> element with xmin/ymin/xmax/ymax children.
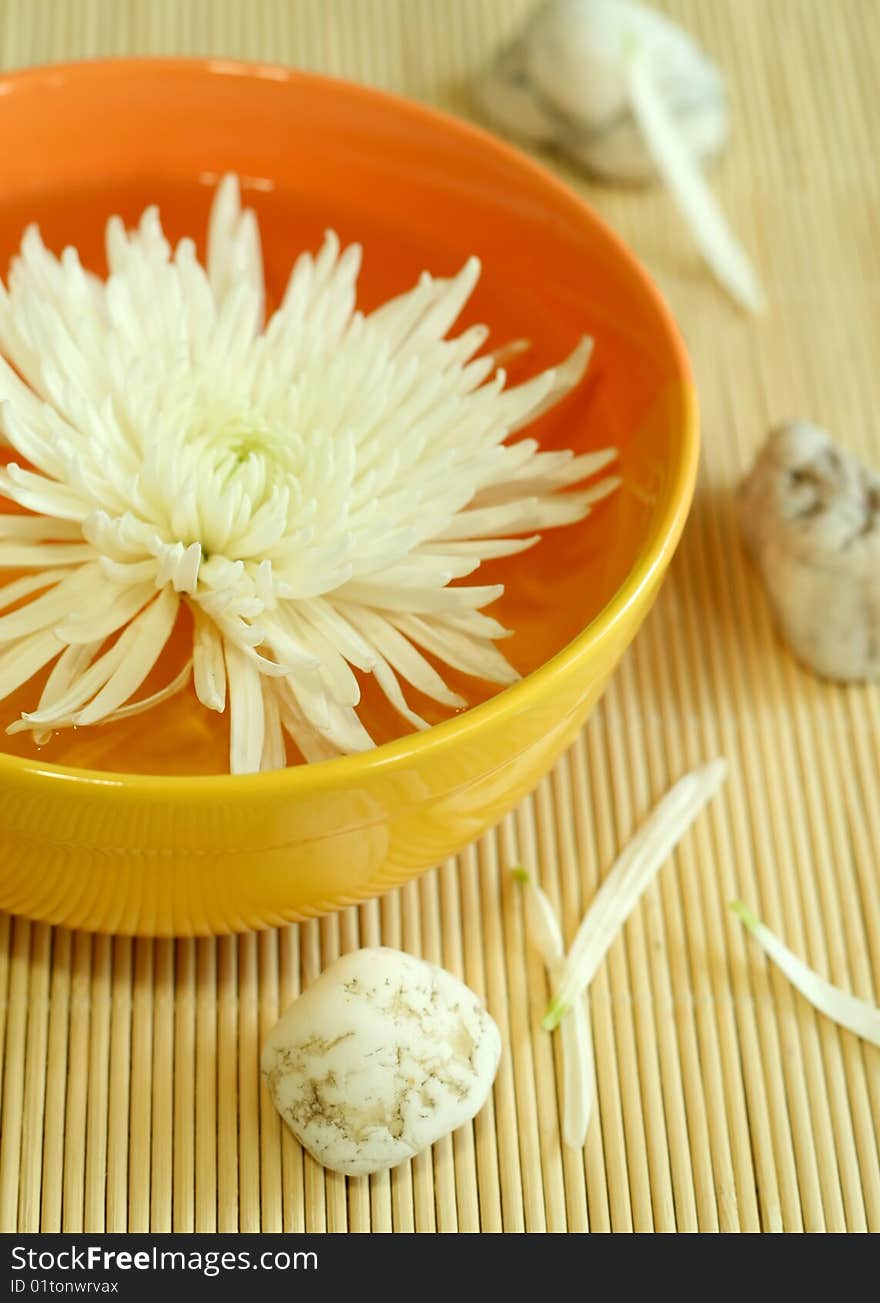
<box><xmin>261</xmin><ymin>947</ymin><xmax>502</xmax><ymax>1176</ymax></box>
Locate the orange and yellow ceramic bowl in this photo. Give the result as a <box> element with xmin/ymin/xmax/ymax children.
<box><xmin>0</xmin><ymin>59</ymin><xmax>697</xmax><ymax>935</ymax></box>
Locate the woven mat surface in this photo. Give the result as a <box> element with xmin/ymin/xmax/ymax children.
<box><xmin>1</xmin><ymin>0</ymin><xmax>879</xmax><ymax>1233</ymax></box>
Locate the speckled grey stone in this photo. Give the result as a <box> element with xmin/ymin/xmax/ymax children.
<box><xmin>740</xmin><ymin>422</ymin><xmax>880</xmax><ymax>681</ymax></box>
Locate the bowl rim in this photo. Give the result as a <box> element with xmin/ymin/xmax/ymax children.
<box><xmin>0</xmin><ymin>55</ymin><xmax>699</xmax><ymax>798</ymax></box>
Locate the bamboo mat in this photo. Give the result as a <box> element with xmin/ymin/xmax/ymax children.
<box><xmin>0</xmin><ymin>0</ymin><xmax>879</xmax><ymax>1234</ymax></box>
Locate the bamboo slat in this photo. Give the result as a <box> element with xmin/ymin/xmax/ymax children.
<box><xmin>0</xmin><ymin>0</ymin><xmax>878</xmax><ymax>1233</ymax></box>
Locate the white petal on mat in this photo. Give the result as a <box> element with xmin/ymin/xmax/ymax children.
<box><xmin>512</xmin><ymin>866</ymin><xmax>595</xmax><ymax>1150</ymax></box>
<box><xmin>561</xmin><ymin>996</ymin><xmax>594</xmax><ymax>1150</ymax></box>
<box><xmin>192</xmin><ymin>606</ymin><xmax>227</xmax><ymax>712</ymax></box>
<box><xmin>627</xmin><ymin>49</ymin><xmax>763</xmax><ymax>313</ymax></box>
<box><xmin>512</xmin><ymin>865</ymin><xmax>564</xmax><ymax>967</ymax></box>
<box><xmin>225</xmin><ymin>638</ymin><xmax>266</xmax><ymax>775</ymax></box>
<box><xmin>544</xmin><ymin>761</ymin><xmax>729</xmax><ymax>1029</ymax></box>
<box><xmin>731</xmin><ymin>901</ymin><xmax>880</xmax><ymax>1046</ymax></box>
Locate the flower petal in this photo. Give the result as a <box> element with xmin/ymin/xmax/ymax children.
<box><xmin>207</xmin><ymin>174</ymin><xmax>265</xmax><ymax>316</ymax></box>
<box><xmin>731</xmin><ymin>902</ymin><xmax>880</xmax><ymax>1046</ymax></box>
<box><xmin>338</xmin><ymin>602</ymin><xmax>465</xmax><ymax>709</ymax></box>
<box><xmin>101</xmin><ymin>660</ymin><xmax>193</xmax><ymax>725</ymax></box>
<box><xmin>54</xmin><ymin>579</ymin><xmax>157</xmax><ymax>646</ymax></box>
<box><xmin>390</xmin><ymin>611</ymin><xmax>520</xmax><ymax>685</ymax></box>
<box><xmin>0</xmin><ymin>628</ymin><xmax>63</xmax><ymax>702</ymax></box>
<box><xmin>0</xmin><ymin>541</ymin><xmax>95</xmax><ymax>568</ymax></box>
<box><xmin>73</xmin><ymin>587</ymin><xmax>180</xmax><ymax>725</ymax></box>
<box><xmin>260</xmin><ymin>686</ymin><xmax>287</xmax><ymax>772</ymax></box>
<box><xmin>0</xmin><ymin>570</ymin><xmax>68</xmax><ymax>613</ymax></box>
<box><xmin>192</xmin><ymin>605</ymin><xmax>227</xmax><ymax>712</ymax></box>
<box><xmin>224</xmin><ymin>638</ymin><xmax>265</xmax><ymax>775</ymax></box>
<box><xmin>275</xmin><ymin>681</ymin><xmax>341</xmax><ymax>764</ymax></box>
<box><xmin>22</xmin><ymin>588</ymin><xmax>178</xmax><ymax>727</ymax></box>
<box><xmin>0</xmin><ymin>565</ymin><xmax>98</xmax><ymax>643</ymax></box>
<box><xmin>0</xmin><ymin>514</ymin><xmax>84</xmax><ymax>542</ymax></box>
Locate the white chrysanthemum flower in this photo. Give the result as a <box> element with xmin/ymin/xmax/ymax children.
<box><xmin>0</xmin><ymin>175</ymin><xmax>618</xmax><ymax>774</ymax></box>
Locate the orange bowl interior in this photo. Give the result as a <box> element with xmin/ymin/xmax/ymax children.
<box><xmin>0</xmin><ymin>59</ymin><xmax>693</xmax><ymax>779</ymax></box>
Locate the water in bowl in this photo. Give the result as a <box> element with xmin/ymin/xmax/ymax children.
<box><xmin>0</xmin><ymin>178</ymin><xmax>653</xmax><ymax>774</ymax></box>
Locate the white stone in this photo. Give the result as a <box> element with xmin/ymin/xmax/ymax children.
<box><xmin>261</xmin><ymin>947</ymin><xmax>502</xmax><ymax>1177</ymax></box>
<box><xmin>740</xmin><ymin>422</ymin><xmax>880</xmax><ymax>681</ymax></box>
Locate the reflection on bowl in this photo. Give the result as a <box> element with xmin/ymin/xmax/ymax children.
<box><xmin>0</xmin><ymin>59</ymin><xmax>697</xmax><ymax>935</ymax></box>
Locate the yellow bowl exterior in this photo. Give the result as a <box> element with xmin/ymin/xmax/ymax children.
<box><xmin>0</xmin><ymin>60</ymin><xmax>699</xmax><ymax>935</ymax></box>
